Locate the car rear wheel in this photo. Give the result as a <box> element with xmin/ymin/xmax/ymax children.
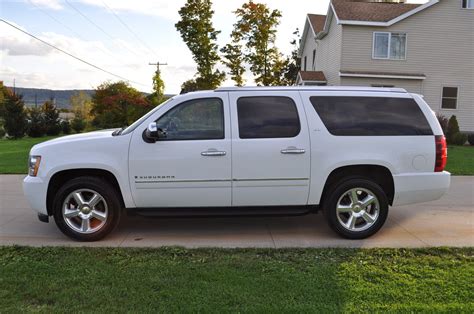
<box><xmin>323</xmin><ymin>178</ymin><xmax>389</xmax><ymax>239</ymax></box>
<box><xmin>53</xmin><ymin>176</ymin><xmax>122</xmax><ymax>241</ymax></box>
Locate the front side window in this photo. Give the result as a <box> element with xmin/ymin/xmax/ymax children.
<box><xmin>155</xmin><ymin>98</ymin><xmax>224</xmax><ymax>140</ymax></box>
<box><xmin>441</xmin><ymin>87</ymin><xmax>458</xmax><ymax>109</ymax></box>
<box><xmin>310</xmin><ymin>96</ymin><xmax>433</xmax><ymax>136</ymax></box>
<box><xmin>373</xmin><ymin>32</ymin><xmax>407</xmax><ymax>60</ymax></box>
<box><xmin>462</xmin><ymin>0</ymin><xmax>474</xmax><ymax>9</ymax></box>
<box><xmin>237</xmin><ymin>96</ymin><xmax>300</xmax><ymax>139</ymax></box>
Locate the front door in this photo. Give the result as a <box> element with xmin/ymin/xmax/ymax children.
<box><xmin>128</xmin><ymin>95</ymin><xmax>231</xmax><ymax>208</ymax></box>
<box><xmin>229</xmin><ymin>92</ymin><xmax>311</xmax><ymax>206</ymax></box>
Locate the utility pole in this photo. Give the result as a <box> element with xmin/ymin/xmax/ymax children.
<box><xmin>149</xmin><ymin>61</ymin><xmax>168</xmax><ymax>73</ymax></box>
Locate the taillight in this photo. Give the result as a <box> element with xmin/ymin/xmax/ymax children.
<box><xmin>434</xmin><ymin>135</ymin><xmax>447</xmax><ymax>172</ymax></box>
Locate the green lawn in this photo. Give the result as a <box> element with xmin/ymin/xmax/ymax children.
<box><xmin>0</xmin><ymin>136</ymin><xmax>57</xmax><ymax>174</ymax></box>
<box><xmin>0</xmin><ymin>247</ymin><xmax>472</xmax><ymax>312</ymax></box>
<box><xmin>0</xmin><ymin>136</ymin><xmax>473</xmax><ymax>175</ymax></box>
<box><xmin>447</xmin><ymin>145</ymin><xmax>474</xmax><ymax>175</ymax></box>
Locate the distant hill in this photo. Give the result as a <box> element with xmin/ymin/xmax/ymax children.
<box><xmin>6</xmin><ymin>87</ymin><xmax>94</xmax><ymax>109</ymax></box>
<box><xmin>6</xmin><ymin>87</ymin><xmax>169</xmax><ymax>109</ymax></box>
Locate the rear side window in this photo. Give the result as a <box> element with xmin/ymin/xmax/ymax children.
<box><xmin>237</xmin><ymin>96</ymin><xmax>300</xmax><ymax>139</ymax></box>
<box><xmin>310</xmin><ymin>96</ymin><xmax>433</xmax><ymax>136</ymax></box>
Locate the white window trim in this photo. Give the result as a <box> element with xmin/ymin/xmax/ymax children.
<box><xmin>462</xmin><ymin>0</ymin><xmax>474</xmax><ymax>9</ymax></box>
<box><xmin>440</xmin><ymin>86</ymin><xmax>459</xmax><ymax>110</ymax></box>
<box><xmin>372</xmin><ymin>32</ymin><xmax>407</xmax><ymax>60</ymax></box>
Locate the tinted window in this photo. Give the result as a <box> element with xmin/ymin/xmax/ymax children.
<box><xmin>310</xmin><ymin>96</ymin><xmax>433</xmax><ymax>136</ymax></box>
<box><xmin>237</xmin><ymin>96</ymin><xmax>300</xmax><ymax>139</ymax></box>
<box><xmin>155</xmin><ymin>98</ymin><xmax>224</xmax><ymax>140</ymax></box>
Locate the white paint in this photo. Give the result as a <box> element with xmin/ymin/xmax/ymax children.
<box><xmin>24</xmin><ymin>87</ymin><xmax>450</xmax><ymax>218</ymax></box>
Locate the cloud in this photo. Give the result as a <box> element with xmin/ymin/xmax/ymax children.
<box><xmin>29</xmin><ymin>0</ymin><xmax>63</xmax><ymax>10</ymax></box>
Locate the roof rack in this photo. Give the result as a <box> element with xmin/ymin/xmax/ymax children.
<box><xmin>215</xmin><ymin>86</ymin><xmax>408</xmax><ymax>93</ymax></box>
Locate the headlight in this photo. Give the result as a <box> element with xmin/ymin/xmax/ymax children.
<box><xmin>28</xmin><ymin>155</ymin><xmax>41</xmax><ymax>177</ymax></box>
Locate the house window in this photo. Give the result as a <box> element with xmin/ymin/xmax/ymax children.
<box><xmin>304</xmin><ymin>56</ymin><xmax>307</xmax><ymax>71</ymax></box>
<box><xmin>312</xmin><ymin>49</ymin><xmax>316</xmax><ymax>70</ymax></box>
<box><xmin>373</xmin><ymin>32</ymin><xmax>407</xmax><ymax>60</ymax></box>
<box><xmin>441</xmin><ymin>87</ymin><xmax>458</xmax><ymax>109</ymax></box>
<box><xmin>462</xmin><ymin>0</ymin><xmax>474</xmax><ymax>9</ymax></box>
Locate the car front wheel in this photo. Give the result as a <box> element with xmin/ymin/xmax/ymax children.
<box><xmin>52</xmin><ymin>176</ymin><xmax>122</xmax><ymax>241</ymax></box>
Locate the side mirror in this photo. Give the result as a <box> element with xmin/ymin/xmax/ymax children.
<box><xmin>143</xmin><ymin>122</ymin><xmax>165</xmax><ymax>143</ymax></box>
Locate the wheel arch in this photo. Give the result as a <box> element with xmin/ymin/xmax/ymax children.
<box><xmin>46</xmin><ymin>168</ymin><xmax>126</xmax><ymax>216</ymax></box>
<box><xmin>321</xmin><ymin>164</ymin><xmax>395</xmax><ymax>206</ymax></box>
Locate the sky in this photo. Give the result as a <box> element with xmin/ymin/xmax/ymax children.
<box><xmin>0</xmin><ymin>0</ymin><xmax>427</xmax><ymax>94</ymax></box>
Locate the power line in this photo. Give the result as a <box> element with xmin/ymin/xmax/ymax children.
<box><xmin>101</xmin><ymin>0</ymin><xmax>159</xmax><ymax>58</ymax></box>
<box><xmin>64</xmin><ymin>0</ymin><xmax>115</xmax><ymax>41</ymax></box>
<box><xmin>0</xmin><ymin>18</ymin><xmax>147</xmax><ymax>87</ymax></box>
<box><xmin>63</xmin><ymin>0</ymin><xmax>142</xmax><ymax>58</ymax></box>
<box><xmin>27</xmin><ymin>0</ymin><xmax>125</xmax><ymax>64</ymax></box>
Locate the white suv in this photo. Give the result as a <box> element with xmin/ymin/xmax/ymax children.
<box><xmin>23</xmin><ymin>86</ymin><xmax>450</xmax><ymax>241</ymax></box>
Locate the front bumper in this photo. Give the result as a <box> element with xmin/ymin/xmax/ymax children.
<box><xmin>23</xmin><ymin>175</ymin><xmax>49</xmax><ymax>215</ymax></box>
<box><xmin>392</xmin><ymin>171</ymin><xmax>450</xmax><ymax>206</ymax></box>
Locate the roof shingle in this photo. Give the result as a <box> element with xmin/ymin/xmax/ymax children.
<box><xmin>299</xmin><ymin>71</ymin><xmax>327</xmax><ymax>82</ymax></box>
<box><xmin>308</xmin><ymin>14</ymin><xmax>326</xmax><ymax>34</ymax></box>
<box><xmin>331</xmin><ymin>0</ymin><xmax>422</xmax><ymax>22</ymax></box>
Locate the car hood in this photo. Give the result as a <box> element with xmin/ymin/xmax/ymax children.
<box><xmin>32</xmin><ymin>129</ymin><xmax>118</xmax><ymax>151</ymax></box>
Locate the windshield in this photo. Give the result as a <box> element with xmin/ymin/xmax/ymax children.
<box><xmin>120</xmin><ymin>98</ymin><xmax>174</xmax><ymax>135</ymax></box>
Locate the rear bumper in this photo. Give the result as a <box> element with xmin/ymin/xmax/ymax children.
<box><xmin>392</xmin><ymin>171</ymin><xmax>450</xmax><ymax>206</ymax></box>
<box><xmin>23</xmin><ymin>175</ymin><xmax>48</xmax><ymax>215</ymax></box>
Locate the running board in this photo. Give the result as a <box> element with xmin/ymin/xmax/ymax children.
<box><xmin>127</xmin><ymin>205</ymin><xmax>319</xmax><ymax>218</ymax></box>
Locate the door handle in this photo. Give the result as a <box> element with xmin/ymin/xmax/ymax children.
<box><xmin>201</xmin><ymin>149</ymin><xmax>227</xmax><ymax>157</ymax></box>
<box><xmin>281</xmin><ymin>147</ymin><xmax>306</xmax><ymax>154</ymax></box>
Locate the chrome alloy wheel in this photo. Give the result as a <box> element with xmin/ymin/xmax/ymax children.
<box><xmin>336</xmin><ymin>187</ymin><xmax>380</xmax><ymax>232</ymax></box>
<box><xmin>62</xmin><ymin>189</ymin><xmax>108</xmax><ymax>234</ymax></box>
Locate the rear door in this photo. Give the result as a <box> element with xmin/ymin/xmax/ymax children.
<box><xmin>229</xmin><ymin>91</ymin><xmax>311</xmax><ymax>206</ymax></box>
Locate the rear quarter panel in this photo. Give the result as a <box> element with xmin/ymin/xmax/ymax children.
<box><xmin>299</xmin><ymin>91</ymin><xmax>436</xmax><ymax>205</ymax></box>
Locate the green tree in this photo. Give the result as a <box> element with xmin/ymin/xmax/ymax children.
<box><xmin>61</xmin><ymin>119</ymin><xmax>72</xmax><ymax>135</ymax></box>
<box><xmin>280</xmin><ymin>28</ymin><xmax>301</xmax><ymax>86</ymax></box>
<box><xmin>26</xmin><ymin>106</ymin><xmax>45</xmax><ymax>138</ymax></box>
<box><xmin>91</xmin><ymin>81</ymin><xmax>152</xmax><ymax>129</ymax></box>
<box><xmin>149</xmin><ymin>67</ymin><xmax>166</xmax><ymax>105</ymax></box>
<box><xmin>71</xmin><ymin>113</ymin><xmax>86</xmax><ymax>133</ymax></box>
<box><xmin>0</xmin><ymin>81</ymin><xmax>10</xmax><ymax>120</ymax></box>
<box><xmin>42</xmin><ymin>100</ymin><xmax>61</xmax><ymax>136</ymax></box>
<box><xmin>446</xmin><ymin>115</ymin><xmax>467</xmax><ymax>145</ymax></box>
<box><xmin>176</xmin><ymin>0</ymin><xmax>225</xmax><ymax>90</ymax></box>
<box><xmin>221</xmin><ymin>34</ymin><xmax>246</xmax><ymax>86</ymax></box>
<box><xmin>229</xmin><ymin>1</ymin><xmax>283</xmax><ymax>86</ymax></box>
<box><xmin>70</xmin><ymin>91</ymin><xmax>93</xmax><ymax>122</ymax></box>
<box><xmin>3</xmin><ymin>91</ymin><xmax>27</xmax><ymax>139</ymax></box>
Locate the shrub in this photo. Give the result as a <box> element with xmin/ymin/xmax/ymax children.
<box><xmin>26</xmin><ymin>107</ymin><xmax>45</xmax><ymax>138</ymax></box>
<box><xmin>436</xmin><ymin>113</ymin><xmax>448</xmax><ymax>134</ymax></box>
<box><xmin>446</xmin><ymin>115</ymin><xmax>461</xmax><ymax>145</ymax></box>
<box><xmin>61</xmin><ymin>119</ymin><xmax>71</xmax><ymax>135</ymax></box>
<box><xmin>3</xmin><ymin>92</ymin><xmax>27</xmax><ymax>139</ymax></box>
<box><xmin>468</xmin><ymin>134</ymin><xmax>474</xmax><ymax>146</ymax></box>
<box><xmin>0</xmin><ymin>127</ymin><xmax>5</xmax><ymax>138</ymax></box>
<box><xmin>451</xmin><ymin>132</ymin><xmax>467</xmax><ymax>146</ymax></box>
<box><xmin>42</xmin><ymin>100</ymin><xmax>61</xmax><ymax>136</ymax></box>
<box><xmin>71</xmin><ymin>114</ymin><xmax>86</xmax><ymax>133</ymax></box>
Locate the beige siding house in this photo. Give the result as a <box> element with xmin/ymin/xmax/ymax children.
<box><xmin>297</xmin><ymin>0</ymin><xmax>474</xmax><ymax>132</ymax></box>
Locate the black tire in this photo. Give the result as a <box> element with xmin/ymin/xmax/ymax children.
<box><xmin>323</xmin><ymin>177</ymin><xmax>389</xmax><ymax>239</ymax></box>
<box><xmin>52</xmin><ymin>176</ymin><xmax>122</xmax><ymax>241</ymax></box>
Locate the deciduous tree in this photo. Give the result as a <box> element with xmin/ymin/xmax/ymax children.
<box><xmin>70</xmin><ymin>91</ymin><xmax>93</xmax><ymax>122</ymax></box>
<box><xmin>221</xmin><ymin>34</ymin><xmax>246</xmax><ymax>86</ymax></box>
<box><xmin>176</xmin><ymin>0</ymin><xmax>225</xmax><ymax>90</ymax></box>
<box><xmin>229</xmin><ymin>1</ymin><xmax>283</xmax><ymax>86</ymax></box>
<box><xmin>91</xmin><ymin>81</ymin><xmax>152</xmax><ymax>129</ymax></box>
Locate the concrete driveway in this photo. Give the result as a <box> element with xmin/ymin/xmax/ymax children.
<box><xmin>1</xmin><ymin>175</ymin><xmax>473</xmax><ymax>248</ymax></box>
